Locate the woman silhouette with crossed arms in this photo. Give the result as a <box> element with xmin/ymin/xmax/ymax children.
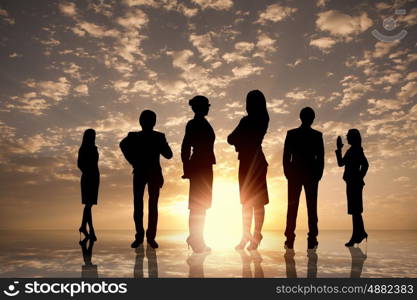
<box><xmin>228</xmin><ymin>90</ymin><xmax>270</xmax><ymax>250</ymax></box>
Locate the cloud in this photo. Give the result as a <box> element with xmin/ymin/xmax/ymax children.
<box><xmin>122</xmin><ymin>0</ymin><xmax>158</xmax><ymax>7</ymax></box>
<box><xmin>285</xmin><ymin>89</ymin><xmax>315</xmax><ymax>100</ymax></box>
<box><xmin>254</xmin><ymin>33</ymin><xmax>277</xmax><ymax>62</ymax></box>
<box><xmin>234</xmin><ymin>41</ymin><xmax>255</xmax><ymax>53</ymax></box>
<box><xmin>398</xmin><ymin>81</ymin><xmax>417</xmax><ymax>100</ymax></box>
<box><xmin>116</xmin><ymin>8</ymin><xmax>148</xmax><ymax>29</ymax></box>
<box><xmin>268</xmin><ymin>99</ymin><xmax>289</xmax><ymax>114</ymax></box>
<box><xmin>316</xmin><ymin>0</ymin><xmax>329</xmax><ymax>8</ymax></box>
<box><xmin>316</xmin><ymin>10</ymin><xmax>373</xmax><ymax>40</ymax></box>
<box><xmin>336</xmin><ymin>75</ymin><xmax>372</xmax><ymax>109</ymax></box>
<box><xmin>191</xmin><ymin>0</ymin><xmax>233</xmax><ymax>11</ymax></box>
<box><xmin>405</xmin><ymin>72</ymin><xmax>417</xmax><ymax>81</ymax></box>
<box><xmin>256</xmin><ymin>4</ymin><xmax>297</xmax><ymax>24</ymax></box>
<box><xmin>0</xmin><ymin>8</ymin><xmax>15</xmax><ymax>24</ymax></box>
<box><xmin>164</xmin><ymin>116</ymin><xmax>188</xmax><ymax>127</ymax></box>
<box><xmin>309</xmin><ymin>37</ymin><xmax>337</xmax><ymax>52</ymax></box>
<box><xmin>74</xmin><ymin>84</ymin><xmax>89</xmax><ymax>96</ymax></box>
<box><xmin>72</xmin><ymin>21</ymin><xmax>119</xmax><ymax>38</ymax></box>
<box><xmin>393</xmin><ymin>176</ymin><xmax>410</xmax><ymax>183</ymax></box>
<box><xmin>189</xmin><ymin>32</ymin><xmax>219</xmax><ymax>62</ymax></box>
<box><xmin>58</xmin><ymin>2</ymin><xmax>77</xmax><ymax>16</ymax></box>
<box><xmin>287</xmin><ymin>59</ymin><xmax>302</xmax><ymax>68</ymax></box>
<box><xmin>367</xmin><ymin>98</ymin><xmax>403</xmax><ymax>115</ymax></box>
<box><xmin>231</xmin><ymin>64</ymin><xmax>263</xmax><ymax>79</ymax></box>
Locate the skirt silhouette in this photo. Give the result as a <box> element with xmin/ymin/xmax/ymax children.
<box><xmin>81</xmin><ymin>171</ymin><xmax>100</xmax><ymax>205</ymax></box>
<box><xmin>346</xmin><ymin>180</ymin><xmax>363</xmax><ymax>214</ymax></box>
<box><xmin>238</xmin><ymin>159</ymin><xmax>269</xmax><ymax>206</ymax></box>
<box><xmin>188</xmin><ymin>165</ymin><xmax>213</xmax><ymax>210</ymax></box>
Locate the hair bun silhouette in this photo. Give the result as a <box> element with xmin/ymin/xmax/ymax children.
<box><xmin>189</xmin><ymin>95</ymin><xmax>210</xmax><ymax>107</ymax></box>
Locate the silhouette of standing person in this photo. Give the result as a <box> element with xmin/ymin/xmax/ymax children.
<box><xmin>120</xmin><ymin>110</ymin><xmax>173</xmax><ymax>249</ymax></box>
<box><xmin>335</xmin><ymin>129</ymin><xmax>369</xmax><ymax>247</ymax></box>
<box><xmin>228</xmin><ymin>90</ymin><xmax>269</xmax><ymax>250</ymax></box>
<box><xmin>181</xmin><ymin>96</ymin><xmax>215</xmax><ymax>253</ymax></box>
<box><xmin>283</xmin><ymin>107</ymin><xmax>324</xmax><ymax>250</ymax></box>
<box><xmin>78</xmin><ymin>129</ymin><xmax>99</xmax><ymax>241</ymax></box>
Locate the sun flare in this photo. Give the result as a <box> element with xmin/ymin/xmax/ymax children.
<box><xmin>205</xmin><ymin>179</ymin><xmax>244</xmax><ymax>249</ymax></box>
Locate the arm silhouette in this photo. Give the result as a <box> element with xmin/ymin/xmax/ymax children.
<box><xmin>335</xmin><ymin>148</ymin><xmax>345</xmax><ymax>167</ymax></box>
<box><xmin>360</xmin><ymin>151</ymin><xmax>369</xmax><ymax>179</ymax></box>
<box><xmin>160</xmin><ymin>134</ymin><xmax>173</xmax><ymax>159</ymax></box>
<box><xmin>227</xmin><ymin>119</ymin><xmax>243</xmax><ymax>150</ymax></box>
<box><xmin>120</xmin><ymin>134</ymin><xmax>136</xmax><ymax>167</ymax></box>
<box><xmin>282</xmin><ymin>131</ymin><xmax>292</xmax><ymax>179</ymax></box>
<box><xmin>181</xmin><ymin>122</ymin><xmax>192</xmax><ymax>178</ymax></box>
<box><xmin>316</xmin><ymin>133</ymin><xmax>325</xmax><ymax>180</ymax></box>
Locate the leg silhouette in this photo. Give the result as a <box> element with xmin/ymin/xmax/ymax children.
<box><xmin>285</xmin><ymin>180</ymin><xmax>302</xmax><ymax>248</ymax></box>
<box><xmin>132</xmin><ymin>175</ymin><xmax>146</xmax><ymax>246</ymax></box>
<box><xmin>146</xmin><ymin>182</ymin><xmax>160</xmax><ymax>248</ymax></box>
<box><xmin>305</xmin><ymin>181</ymin><xmax>318</xmax><ymax>248</ymax></box>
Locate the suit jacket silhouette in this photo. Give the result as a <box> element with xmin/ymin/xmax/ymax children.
<box><xmin>120</xmin><ymin>130</ymin><xmax>172</xmax><ymax>187</ymax></box>
<box><xmin>181</xmin><ymin>116</ymin><xmax>216</xmax><ymax>178</ymax></box>
<box><xmin>283</xmin><ymin>127</ymin><xmax>324</xmax><ymax>182</ymax></box>
<box><xmin>335</xmin><ymin>146</ymin><xmax>368</xmax><ymax>184</ymax></box>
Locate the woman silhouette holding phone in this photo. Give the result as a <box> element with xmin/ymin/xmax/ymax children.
<box><xmin>335</xmin><ymin>129</ymin><xmax>369</xmax><ymax>247</ymax></box>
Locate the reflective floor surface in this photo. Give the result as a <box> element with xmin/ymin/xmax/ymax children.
<box><xmin>0</xmin><ymin>230</ymin><xmax>416</xmax><ymax>278</ymax></box>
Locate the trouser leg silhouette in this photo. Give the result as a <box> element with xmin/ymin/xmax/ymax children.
<box><xmin>146</xmin><ymin>182</ymin><xmax>160</xmax><ymax>241</ymax></box>
<box><xmin>285</xmin><ymin>180</ymin><xmax>302</xmax><ymax>241</ymax></box>
<box><xmin>133</xmin><ymin>175</ymin><xmax>146</xmax><ymax>241</ymax></box>
<box><xmin>305</xmin><ymin>181</ymin><xmax>319</xmax><ymax>241</ymax></box>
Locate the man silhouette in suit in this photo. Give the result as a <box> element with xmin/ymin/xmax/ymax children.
<box><xmin>120</xmin><ymin>110</ymin><xmax>173</xmax><ymax>249</ymax></box>
<box><xmin>283</xmin><ymin>107</ymin><xmax>324</xmax><ymax>250</ymax></box>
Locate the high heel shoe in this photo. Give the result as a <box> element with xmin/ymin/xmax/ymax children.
<box><xmin>345</xmin><ymin>237</ymin><xmax>355</xmax><ymax>247</ymax></box>
<box><xmin>79</xmin><ymin>227</ymin><xmax>89</xmax><ymax>239</ymax></box>
<box><xmin>355</xmin><ymin>232</ymin><xmax>368</xmax><ymax>244</ymax></box>
<box><xmin>89</xmin><ymin>231</ymin><xmax>97</xmax><ymax>242</ymax></box>
<box><xmin>247</xmin><ymin>233</ymin><xmax>263</xmax><ymax>250</ymax></box>
<box><xmin>186</xmin><ymin>236</ymin><xmax>208</xmax><ymax>253</ymax></box>
<box><xmin>235</xmin><ymin>233</ymin><xmax>251</xmax><ymax>250</ymax></box>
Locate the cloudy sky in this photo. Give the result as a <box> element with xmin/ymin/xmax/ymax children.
<box><xmin>0</xmin><ymin>0</ymin><xmax>416</xmax><ymax>235</ymax></box>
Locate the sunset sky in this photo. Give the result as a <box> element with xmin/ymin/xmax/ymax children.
<box><xmin>0</xmin><ymin>0</ymin><xmax>416</xmax><ymax>235</ymax></box>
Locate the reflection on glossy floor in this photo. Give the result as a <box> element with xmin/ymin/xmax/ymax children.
<box><xmin>0</xmin><ymin>230</ymin><xmax>416</xmax><ymax>278</ymax></box>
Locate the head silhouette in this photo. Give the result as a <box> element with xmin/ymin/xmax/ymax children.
<box><xmin>246</xmin><ymin>90</ymin><xmax>269</xmax><ymax>122</ymax></box>
<box><xmin>189</xmin><ymin>95</ymin><xmax>210</xmax><ymax>117</ymax></box>
<box><xmin>139</xmin><ymin>110</ymin><xmax>156</xmax><ymax>131</ymax></box>
<box><xmin>347</xmin><ymin>129</ymin><xmax>362</xmax><ymax>147</ymax></box>
<box><xmin>82</xmin><ymin>129</ymin><xmax>96</xmax><ymax>147</ymax></box>
<box><xmin>299</xmin><ymin>107</ymin><xmax>315</xmax><ymax>127</ymax></box>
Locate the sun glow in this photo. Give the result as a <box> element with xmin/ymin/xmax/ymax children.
<box><xmin>205</xmin><ymin>179</ymin><xmax>244</xmax><ymax>249</ymax></box>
